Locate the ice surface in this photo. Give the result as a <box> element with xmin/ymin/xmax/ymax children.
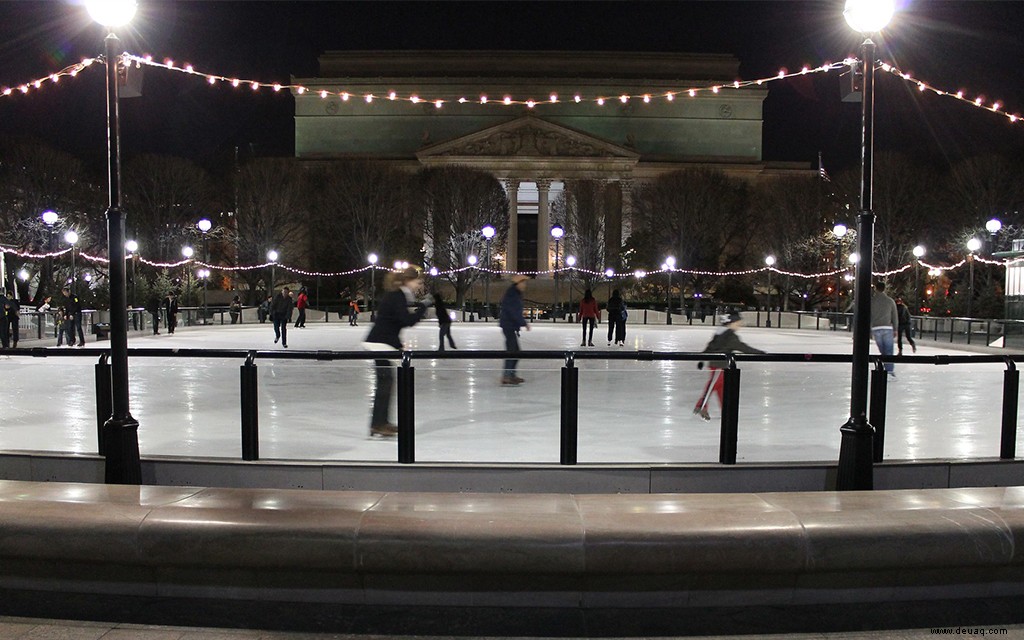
<box><xmin>1</xmin><ymin>318</ymin><xmax>1017</xmax><ymax>465</ymax></box>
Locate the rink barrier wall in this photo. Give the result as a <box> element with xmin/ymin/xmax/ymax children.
<box><xmin>0</xmin><ymin>479</ymin><xmax>1023</xmax><ymax>617</ymax></box>
<box><xmin>1</xmin><ymin>347</ymin><xmax>1022</xmax><ymax>477</ymax></box>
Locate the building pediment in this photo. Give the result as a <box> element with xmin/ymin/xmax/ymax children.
<box><xmin>417</xmin><ymin>116</ymin><xmax>640</xmax><ymax>161</ymax></box>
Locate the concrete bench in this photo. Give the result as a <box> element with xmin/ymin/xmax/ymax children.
<box><xmin>0</xmin><ymin>480</ymin><xmax>1022</xmax><ymax>612</ymax></box>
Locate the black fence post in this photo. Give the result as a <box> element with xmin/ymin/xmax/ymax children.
<box><xmin>870</xmin><ymin>360</ymin><xmax>888</xmax><ymax>463</ymax></box>
<box><xmin>560</xmin><ymin>352</ymin><xmax>579</xmax><ymax>465</ymax></box>
<box><xmin>1001</xmin><ymin>359</ymin><xmax>1018</xmax><ymax>460</ymax></box>
<box><xmin>240</xmin><ymin>350</ymin><xmax>259</xmax><ymax>461</ymax></box>
<box><xmin>398</xmin><ymin>351</ymin><xmax>415</xmax><ymax>464</ymax></box>
<box><xmin>718</xmin><ymin>359</ymin><xmax>741</xmax><ymax>464</ymax></box>
<box><xmin>95</xmin><ymin>353</ymin><xmax>112</xmax><ymax>456</ymax></box>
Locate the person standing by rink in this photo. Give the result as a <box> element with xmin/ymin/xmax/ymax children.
<box><xmin>605</xmin><ymin>289</ymin><xmax>627</xmax><ymax>346</ymax></box>
<box><xmin>0</xmin><ymin>290</ymin><xmax>10</xmax><ymax>349</ymax></box>
<box><xmin>578</xmin><ymin>288</ymin><xmax>600</xmax><ymax>347</ymax></box>
<box><xmin>693</xmin><ymin>311</ymin><xmax>765</xmax><ymax>421</ymax></box>
<box><xmin>294</xmin><ymin>287</ymin><xmax>308</xmax><ymax>328</ymax></box>
<box><xmin>229</xmin><ymin>295</ymin><xmax>242</xmax><ymax>325</ymax></box>
<box><xmin>895</xmin><ymin>297</ymin><xmax>916</xmax><ymax>356</ymax></box>
<box><xmin>871</xmin><ymin>280</ymin><xmax>899</xmax><ymax>377</ymax></box>
<box><xmin>363</xmin><ymin>267</ymin><xmax>430</xmax><ymax>437</ymax></box>
<box><xmin>146</xmin><ymin>293</ymin><xmax>161</xmax><ymax>335</ymax></box>
<box><xmin>271</xmin><ymin>287</ymin><xmax>294</xmax><ymax>348</ymax></box>
<box><xmin>499</xmin><ymin>274</ymin><xmax>530</xmax><ymax>385</ymax></box>
<box><xmin>433</xmin><ymin>292</ymin><xmax>456</xmax><ymax>351</ymax></box>
<box><xmin>164</xmin><ymin>292</ymin><xmax>178</xmax><ymax>335</ymax></box>
<box><xmin>61</xmin><ymin>286</ymin><xmax>85</xmax><ymax>346</ymax></box>
<box><xmin>5</xmin><ymin>290</ymin><xmax>21</xmax><ymax>348</ymax></box>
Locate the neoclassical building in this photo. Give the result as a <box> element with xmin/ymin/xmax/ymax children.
<box><xmin>292</xmin><ymin>51</ymin><xmax>809</xmax><ymax>272</ymax></box>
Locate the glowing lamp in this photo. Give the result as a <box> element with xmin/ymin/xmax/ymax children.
<box><xmin>843</xmin><ymin>0</ymin><xmax>894</xmax><ymax>33</ymax></box>
<box><xmin>86</xmin><ymin>0</ymin><xmax>137</xmax><ymax>27</ymax></box>
<box><xmin>42</xmin><ymin>210</ymin><xmax>59</xmax><ymax>226</ymax></box>
<box><xmin>967</xmin><ymin>238</ymin><xmax>982</xmax><ymax>253</ymax></box>
<box><xmin>266</xmin><ymin>249</ymin><xmax>278</xmax><ymax>262</ymax></box>
<box><xmin>197</xmin><ymin>218</ymin><xmax>212</xmax><ymax>233</ymax></box>
<box><xmin>833</xmin><ymin>223</ymin><xmax>848</xmax><ymax>238</ymax></box>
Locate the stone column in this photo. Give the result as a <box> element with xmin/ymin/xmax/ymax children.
<box><xmin>619</xmin><ymin>177</ymin><xmax>634</xmax><ymax>243</ymax></box>
<box><xmin>536</xmin><ymin>179</ymin><xmax>552</xmax><ymax>273</ymax></box>
<box><xmin>503</xmin><ymin>178</ymin><xmax>520</xmax><ymax>273</ymax></box>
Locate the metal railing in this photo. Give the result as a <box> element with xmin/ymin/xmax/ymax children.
<box><xmin>1</xmin><ymin>347</ymin><xmax>1019</xmax><ymax>467</ymax></box>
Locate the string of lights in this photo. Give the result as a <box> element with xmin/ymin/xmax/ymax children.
<box><xmin>0</xmin><ymin>58</ymin><xmax>99</xmax><ymax>98</ymax></box>
<box><xmin>880</xmin><ymin>60</ymin><xmax>1021</xmax><ymax>125</ymax></box>
<box><xmin>123</xmin><ymin>53</ymin><xmax>850</xmax><ymax>109</ymax></box>
<box><xmin>3</xmin><ymin>245</ymin><xmax>1008</xmax><ymax>280</ymax></box>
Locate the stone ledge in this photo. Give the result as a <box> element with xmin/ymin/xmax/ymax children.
<box><xmin>0</xmin><ymin>480</ymin><xmax>1023</xmax><ymax>609</ymax></box>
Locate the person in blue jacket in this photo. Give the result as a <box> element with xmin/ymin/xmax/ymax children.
<box><xmin>498</xmin><ymin>274</ymin><xmax>531</xmax><ymax>385</ymax></box>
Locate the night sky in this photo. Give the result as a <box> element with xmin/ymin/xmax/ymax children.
<box><xmin>0</xmin><ymin>1</ymin><xmax>1022</xmax><ymax>176</ymax></box>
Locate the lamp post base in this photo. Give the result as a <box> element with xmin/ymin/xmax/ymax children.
<box><xmin>836</xmin><ymin>416</ymin><xmax>874</xmax><ymax>490</ymax></box>
<box><xmin>102</xmin><ymin>414</ymin><xmax>141</xmax><ymax>485</ymax></box>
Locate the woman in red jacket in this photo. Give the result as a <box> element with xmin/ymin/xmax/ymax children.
<box><xmin>294</xmin><ymin>287</ymin><xmax>309</xmax><ymax>328</ymax></box>
<box><xmin>578</xmin><ymin>289</ymin><xmax>600</xmax><ymax>347</ymax></box>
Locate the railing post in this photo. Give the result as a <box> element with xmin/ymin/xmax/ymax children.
<box><xmin>95</xmin><ymin>353</ymin><xmax>112</xmax><ymax>456</ymax></box>
<box><xmin>870</xmin><ymin>360</ymin><xmax>888</xmax><ymax>463</ymax></box>
<box><xmin>560</xmin><ymin>352</ymin><xmax>578</xmax><ymax>465</ymax></box>
<box><xmin>240</xmin><ymin>350</ymin><xmax>259</xmax><ymax>461</ymax></box>
<box><xmin>718</xmin><ymin>357</ymin><xmax>740</xmax><ymax>465</ymax></box>
<box><xmin>1001</xmin><ymin>358</ymin><xmax>1018</xmax><ymax>460</ymax></box>
<box><xmin>398</xmin><ymin>351</ymin><xmax>415</xmax><ymax>464</ymax></box>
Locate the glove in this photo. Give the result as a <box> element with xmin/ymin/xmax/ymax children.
<box><xmin>697</xmin><ymin>361</ymin><xmax>705</xmax><ymax>370</ymax></box>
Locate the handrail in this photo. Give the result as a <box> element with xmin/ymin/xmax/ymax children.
<box><xmin>1</xmin><ymin>346</ymin><xmax>1020</xmax><ymax>469</ymax></box>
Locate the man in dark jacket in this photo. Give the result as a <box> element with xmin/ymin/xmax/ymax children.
<box><xmin>270</xmin><ymin>287</ymin><xmax>294</xmax><ymax>348</ymax></box>
<box><xmin>693</xmin><ymin>311</ymin><xmax>765</xmax><ymax>421</ymax></box>
<box><xmin>5</xmin><ymin>290</ymin><xmax>20</xmax><ymax>348</ymax></box>
<box><xmin>146</xmin><ymin>294</ymin><xmax>161</xmax><ymax>335</ymax></box>
<box><xmin>164</xmin><ymin>292</ymin><xmax>178</xmax><ymax>335</ymax></box>
<box><xmin>62</xmin><ymin>286</ymin><xmax>85</xmax><ymax>346</ymax></box>
<box><xmin>498</xmin><ymin>274</ymin><xmax>530</xmax><ymax>385</ymax></box>
<box><xmin>364</xmin><ymin>268</ymin><xmax>428</xmax><ymax>437</ymax></box>
<box><xmin>0</xmin><ymin>290</ymin><xmax>10</xmax><ymax>349</ymax></box>
<box><xmin>895</xmin><ymin>297</ymin><xmax>916</xmax><ymax>356</ymax></box>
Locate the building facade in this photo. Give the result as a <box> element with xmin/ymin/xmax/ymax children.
<box><xmin>292</xmin><ymin>51</ymin><xmax>807</xmax><ymax>272</ymax></box>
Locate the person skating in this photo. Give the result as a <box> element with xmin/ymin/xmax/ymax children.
<box><xmin>578</xmin><ymin>288</ymin><xmax>600</xmax><ymax>346</ymax></box>
<box><xmin>605</xmin><ymin>289</ymin><xmax>627</xmax><ymax>346</ymax></box>
<box><xmin>294</xmin><ymin>287</ymin><xmax>308</xmax><ymax>328</ymax></box>
<box><xmin>895</xmin><ymin>297</ymin><xmax>916</xmax><ymax>356</ymax></box>
<box><xmin>434</xmin><ymin>292</ymin><xmax>456</xmax><ymax>351</ymax></box>
<box><xmin>693</xmin><ymin>311</ymin><xmax>765</xmax><ymax>421</ymax></box>
<box><xmin>146</xmin><ymin>294</ymin><xmax>161</xmax><ymax>334</ymax></box>
<box><xmin>499</xmin><ymin>274</ymin><xmax>530</xmax><ymax>385</ymax></box>
<box><xmin>271</xmin><ymin>287</ymin><xmax>294</xmax><ymax>347</ymax></box>
<box><xmin>363</xmin><ymin>267</ymin><xmax>429</xmax><ymax>437</ymax></box>
<box><xmin>871</xmin><ymin>281</ymin><xmax>899</xmax><ymax>377</ymax></box>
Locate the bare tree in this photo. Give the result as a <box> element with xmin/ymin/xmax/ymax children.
<box><xmin>232</xmin><ymin>158</ymin><xmax>310</xmax><ymax>302</ymax></box>
<box><xmin>552</xmin><ymin>180</ymin><xmax>606</xmax><ymax>291</ymax></box>
<box><xmin>419</xmin><ymin>166</ymin><xmax>508</xmax><ymax>305</ymax></box>
<box><xmin>630</xmin><ymin>167</ymin><xmax>753</xmax><ymax>302</ymax></box>
<box><xmin>123</xmin><ymin>154</ymin><xmax>216</xmax><ymax>262</ymax></box>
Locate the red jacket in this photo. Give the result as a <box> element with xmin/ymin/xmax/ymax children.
<box><xmin>579</xmin><ymin>298</ymin><xmax>600</xmax><ymax>320</ymax></box>
<box><xmin>296</xmin><ymin>292</ymin><xmax>308</xmax><ymax>310</ymax></box>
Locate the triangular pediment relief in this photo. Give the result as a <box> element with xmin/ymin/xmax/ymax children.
<box><xmin>417</xmin><ymin>116</ymin><xmax>640</xmax><ymax>160</ymax></box>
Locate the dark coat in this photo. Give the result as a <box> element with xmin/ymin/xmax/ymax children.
<box><xmin>270</xmin><ymin>293</ymin><xmax>294</xmax><ymax>321</ymax></box>
<box><xmin>434</xmin><ymin>297</ymin><xmax>452</xmax><ymax>326</ymax></box>
<box><xmin>499</xmin><ymin>284</ymin><xmax>527</xmax><ymax>330</ymax></box>
<box><xmin>701</xmin><ymin>327</ymin><xmax>765</xmax><ymax>363</ymax></box>
<box><xmin>365</xmin><ymin>289</ymin><xmax>427</xmax><ymax>349</ymax></box>
<box><xmin>606</xmin><ymin>294</ymin><xmax>624</xmax><ymax>322</ymax></box>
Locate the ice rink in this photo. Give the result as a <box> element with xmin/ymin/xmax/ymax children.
<box><xmin>1</xmin><ymin>317</ymin><xmax>1018</xmax><ymax>465</ymax></box>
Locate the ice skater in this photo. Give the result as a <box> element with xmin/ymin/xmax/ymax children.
<box><xmin>605</xmin><ymin>289</ymin><xmax>627</xmax><ymax>346</ymax></box>
<box><xmin>578</xmin><ymin>288</ymin><xmax>600</xmax><ymax>346</ymax></box>
<box><xmin>271</xmin><ymin>287</ymin><xmax>294</xmax><ymax>347</ymax></box>
<box><xmin>895</xmin><ymin>297</ymin><xmax>916</xmax><ymax>356</ymax></box>
<box><xmin>294</xmin><ymin>287</ymin><xmax>308</xmax><ymax>328</ymax></box>
<box><xmin>363</xmin><ymin>267</ymin><xmax>430</xmax><ymax>437</ymax></box>
<box><xmin>871</xmin><ymin>281</ymin><xmax>898</xmax><ymax>376</ymax></box>
<box><xmin>499</xmin><ymin>274</ymin><xmax>530</xmax><ymax>385</ymax></box>
<box><xmin>434</xmin><ymin>292</ymin><xmax>456</xmax><ymax>351</ymax></box>
<box><xmin>693</xmin><ymin>311</ymin><xmax>765</xmax><ymax>421</ymax></box>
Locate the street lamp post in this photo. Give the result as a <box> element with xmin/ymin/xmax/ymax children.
<box><xmin>197</xmin><ymin>219</ymin><xmax>212</xmax><ymax>323</ymax></box>
<box><xmin>833</xmin><ymin>224</ymin><xmax>848</xmax><ymax>329</ymax></box>
<box><xmin>125</xmin><ymin>240</ymin><xmax>138</xmax><ymax>309</ymax></box>
<box><xmin>912</xmin><ymin>245</ymin><xmax>926</xmax><ymax>313</ymax></box>
<box><xmin>64</xmin><ymin>230</ymin><xmax>79</xmax><ymax>294</ymax></box>
<box><xmin>267</xmin><ymin>249</ymin><xmax>279</xmax><ymax>297</ymax></box>
<box><xmin>368</xmin><ymin>253</ymin><xmax>378</xmax><ymax>321</ymax></box>
<box><xmin>42</xmin><ymin>210</ymin><xmax>59</xmax><ymax>296</ymax></box>
<box><xmin>967</xmin><ymin>237</ymin><xmax>982</xmax><ymax>318</ymax></box>
<box><xmin>482</xmin><ymin>224</ymin><xmax>495</xmax><ymax>321</ymax></box>
<box><xmin>88</xmin><ymin>0</ymin><xmax>139</xmax><ymax>484</ymax></box>
<box><xmin>565</xmin><ymin>255</ymin><xmax>576</xmax><ymax>319</ymax></box>
<box><xmin>182</xmin><ymin>246</ymin><xmax>194</xmax><ymax>316</ymax></box>
<box><xmin>764</xmin><ymin>255</ymin><xmax>776</xmax><ymax>327</ymax></box>
<box><xmin>837</xmin><ymin>0</ymin><xmax>895</xmax><ymax>491</ymax></box>
<box><xmin>604</xmin><ymin>267</ymin><xmax>614</xmax><ymax>299</ymax></box>
<box><xmin>551</xmin><ymin>224</ymin><xmax>564</xmax><ymax>319</ymax></box>
<box><xmin>664</xmin><ymin>256</ymin><xmax>676</xmax><ymax>325</ymax></box>
<box><xmin>467</xmin><ymin>255</ymin><xmax>478</xmax><ymax>320</ymax></box>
